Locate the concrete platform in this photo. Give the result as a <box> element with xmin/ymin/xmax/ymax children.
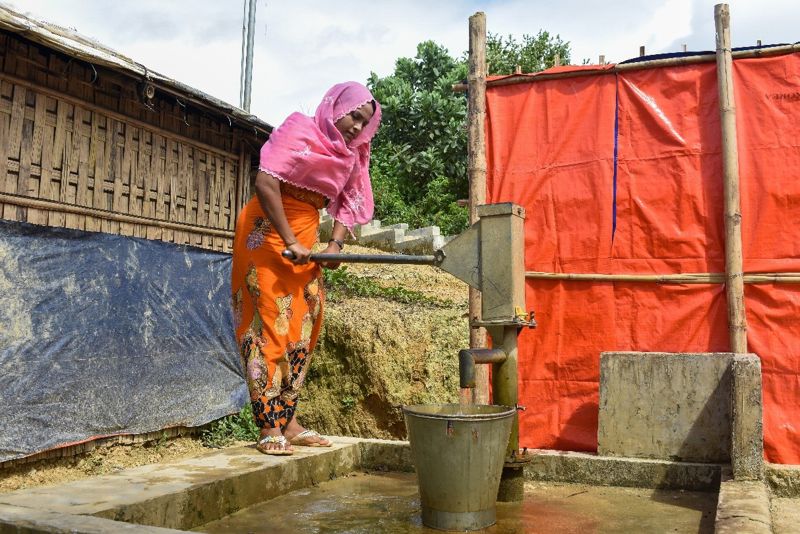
<box><xmin>0</xmin><ymin>437</ymin><xmax>407</xmax><ymax>533</ymax></box>
<box><xmin>0</xmin><ymin>438</ymin><xmax>784</xmax><ymax>533</ymax></box>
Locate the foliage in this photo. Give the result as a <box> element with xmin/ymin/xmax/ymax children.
<box><xmin>323</xmin><ymin>266</ymin><xmax>452</xmax><ymax>307</ymax></box>
<box><xmin>484</xmin><ymin>31</ymin><xmax>571</xmax><ymax>75</ymax></box>
<box><xmin>368</xmin><ymin>41</ymin><xmax>469</xmax><ymax>235</ymax></box>
<box><xmin>368</xmin><ymin>32</ymin><xmax>571</xmax><ymax>235</ymax></box>
<box><xmin>201</xmin><ymin>404</ymin><xmax>260</xmax><ymax>448</ymax></box>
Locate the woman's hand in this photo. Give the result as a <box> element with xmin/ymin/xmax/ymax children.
<box><xmin>286</xmin><ymin>242</ymin><xmax>312</xmax><ymax>264</ymax></box>
<box><xmin>319</xmin><ymin>242</ymin><xmax>341</xmax><ymax>269</ymax></box>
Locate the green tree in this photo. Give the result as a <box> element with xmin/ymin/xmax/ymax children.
<box><xmin>485</xmin><ymin>31</ymin><xmax>571</xmax><ymax>75</ymax></box>
<box><xmin>368</xmin><ymin>32</ymin><xmax>571</xmax><ymax>235</ymax></box>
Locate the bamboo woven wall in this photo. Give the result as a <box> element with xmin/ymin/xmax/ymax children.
<box><xmin>0</xmin><ymin>31</ymin><xmax>265</xmax><ymax>252</ymax></box>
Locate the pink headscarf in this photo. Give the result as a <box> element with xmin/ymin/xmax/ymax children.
<box><xmin>258</xmin><ymin>81</ymin><xmax>382</xmax><ymax>229</ymax></box>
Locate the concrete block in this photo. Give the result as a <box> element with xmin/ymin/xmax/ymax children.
<box><xmin>383</xmin><ymin>223</ymin><xmax>408</xmax><ymax>230</ymax></box>
<box><xmin>393</xmin><ymin>234</ymin><xmax>446</xmax><ymax>255</ymax></box>
<box><xmin>598</xmin><ymin>352</ymin><xmax>732</xmax><ymax>462</ymax></box>
<box><xmin>353</xmin><ymin>220</ymin><xmax>382</xmax><ymax>239</ymax></box>
<box><xmin>357</xmin><ymin>438</ymin><xmax>414</xmax><ymax>472</ymax></box>
<box><xmin>406</xmin><ymin>226</ymin><xmax>441</xmax><ymax>238</ymax></box>
<box><xmin>523</xmin><ymin>449</ymin><xmax>722</xmax><ymax>491</ymax></box>
<box><xmin>731</xmin><ymin>354</ymin><xmax>764</xmax><ymax>480</ymax></box>
<box><xmin>714</xmin><ymin>469</ymin><xmax>772</xmax><ymax>533</ymax></box>
<box><xmin>357</xmin><ymin>228</ymin><xmax>404</xmax><ymax>248</ymax></box>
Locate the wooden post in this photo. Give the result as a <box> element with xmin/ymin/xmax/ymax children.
<box><xmin>715</xmin><ymin>3</ymin><xmax>748</xmax><ymax>353</ymax></box>
<box><xmin>599</xmin><ymin>55</ymin><xmax>605</xmax><ymax>65</ymax></box>
<box><xmin>468</xmin><ymin>12</ymin><xmax>489</xmax><ymax>403</ymax></box>
<box><xmin>554</xmin><ymin>53</ymin><xmax>561</xmax><ymax>67</ymax></box>
<box><xmin>639</xmin><ymin>45</ymin><xmax>646</xmax><ymax>57</ymax></box>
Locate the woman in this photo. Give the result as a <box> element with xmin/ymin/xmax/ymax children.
<box><xmin>231</xmin><ymin>81</ymin><xmax>381</xmax><ymax>455</ymax></box>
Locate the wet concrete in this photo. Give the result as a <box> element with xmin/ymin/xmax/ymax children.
<box><xmin>195</xmin><ymin>472</ymin><xmax>717</xmax><ymax>534</ymax></box>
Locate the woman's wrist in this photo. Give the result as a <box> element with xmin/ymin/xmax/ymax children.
<box><xmin>328</xmin><ymin>238</ymin><xmax>344</xmax><ymax>251</ymax></box>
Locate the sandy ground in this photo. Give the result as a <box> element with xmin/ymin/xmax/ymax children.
<box><xmin>0</xmin><ymin>437</ymin><xmax>248</xmax><ymax>494</ymax></box>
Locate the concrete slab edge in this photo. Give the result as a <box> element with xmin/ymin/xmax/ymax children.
<box><xmin>99</xmin><ymin>443</ymin><xmax>363</xmax><ymax>530</ymax></box>
<box><xmin>714</xmin><ymin>469</ymin><xmax>773</xmax><ymax>534</ymax></box>
<box><xmin>0</xmin><ymin>503</ymin><xmax>184</xmax><ymax>534</ymax></box>
<box><xmin>357</xmin><ymin>438</ymin><xmax>414</xmax><ymax>472</ymax></box>
<box><xmin>524</xmin><ymin>449</ymin><xmax>722</xmax><ymax>491</ymax></box>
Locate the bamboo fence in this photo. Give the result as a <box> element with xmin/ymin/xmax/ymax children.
<box><xmin>0</xmin><ymin>28</ymin><xmax>263</xmax><ymax>252</ymax></box>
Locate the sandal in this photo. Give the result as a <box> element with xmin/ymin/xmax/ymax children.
<box><xmin>289</xmin><ymin>429</ymin><xmax>333</xmax><ymax>447</ymax></box>
<box><xmin>256</xmin><ymin>435</ymin><xmax>293</xmax><ymax>456</ymax></box>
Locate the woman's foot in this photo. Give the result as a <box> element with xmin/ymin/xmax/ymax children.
<box><xmin>256</xmin><ymin>428</ymin><xmax>293</xmax><ymax>455</ymax></box>
<box><xmin>284</xmin><ymin>418</ymin><xmax>332</xmax><ymax>447</ymax></box>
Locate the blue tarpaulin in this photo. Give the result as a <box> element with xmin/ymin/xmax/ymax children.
<box><xmin>0</xmin><ymin>220</ymin><xmax>246</xmax><ymax>462</ymax></box>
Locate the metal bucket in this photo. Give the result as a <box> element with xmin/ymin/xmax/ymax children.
<box><xmin>403</xmin><ymin>403</ymin><xmax>516</xmax><ymax>531</ymax></box>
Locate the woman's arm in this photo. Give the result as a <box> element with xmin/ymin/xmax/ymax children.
<box><xmin>254</xmin><ymin>170</ymin><xmax>311</xmax><ymax>264</ymax></box>
<box><xmin>319</xmin><ymin>221</ymin><xmax>348</xmax><ymax>269</ymax></box>
<box><xmin>330</xmin><ymin>221</ymin><xmax>348</xmax><ymax>245</ymax></box>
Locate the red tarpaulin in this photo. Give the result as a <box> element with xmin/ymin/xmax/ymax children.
<box><xmin>485</xmin><ymin>52</ymin><xmax>800</xmax><ymax>464</ymax></box>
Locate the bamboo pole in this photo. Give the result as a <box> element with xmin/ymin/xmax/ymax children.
<box><xmin>452</xmin><ymin>43</ymin><xmax>800</xmax><ymax>92</ymax></box>
<box><xmin>525</xmin><ymin>271</ymin><xmax>800</xmax><ymax>284</ymax></box>
<box><xmin>467</xmin><ymin>12</ymin><xmax>489</xmax><ymax>404</ymax></box>
<box><xmin>0</xmin><ymin>192</ymin><xmax>235</xmax><ymax>238</ymax></box>
<box><xmin>715</xmin><ymin>3</ymin><xmax>747</xmax><ymax>353</ymax></box>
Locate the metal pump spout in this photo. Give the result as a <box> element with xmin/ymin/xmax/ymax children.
<box><xmin>459</xmin><ymin>348</ymin><xmax>507</xmax><ymax>389</ymax></box>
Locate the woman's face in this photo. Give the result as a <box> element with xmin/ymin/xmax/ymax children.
<box><xmin>334</xmin><ymin>102</ymin><xmax>375</xmax><ymax>145</ymax></box>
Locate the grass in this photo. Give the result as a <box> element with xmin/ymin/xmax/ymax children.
<box><xmin>200</xmin><ymin>404</ymin><xmax>260</xmax><ymax>448</ymax></box>
<box><xmin>323</xmin><ymin>266</ymin><xmax>453</xmax><ymax>307</ymax></box>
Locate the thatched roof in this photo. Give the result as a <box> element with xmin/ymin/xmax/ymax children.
<box><xmin>0</xmin><ymin>3</ymin><xmax>272</xmax><ymax>134</ymax></box>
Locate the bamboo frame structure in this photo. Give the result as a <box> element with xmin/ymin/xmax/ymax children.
<box><xmin>462</xmin><ymin>3</ymin><xmax>775</xmax><ymax>353</ymax></box>
<box><xmin>716</xmin><ymin>3</ymin><xmax>748</xmax><ymax>353</ymax></box>
<box><xmin>467</xmin><ymin>12</ymin><xmax>489</xmax><ymax>403</ymax></box>
<box><xmin>525</xmin><ymin>272</ymin><xmax>800</xmax><ymax>284</ymax></box>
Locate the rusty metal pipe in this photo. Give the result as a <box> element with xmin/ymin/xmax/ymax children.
<box><xmin>459</xmin><ymin>348</ymin><xmax>506</xmax><ymax>389</ymax></box>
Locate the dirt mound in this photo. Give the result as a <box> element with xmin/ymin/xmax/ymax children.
<box><xmin>299</xmin><ymin>244</ymin><xmax>469</xmax><ymax>439</ymax></box>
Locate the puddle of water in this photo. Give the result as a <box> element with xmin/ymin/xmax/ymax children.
<box><xmin>194</xmin><ymin>472</ymin><xmax>717</xmax><ymax>534</ymax></box>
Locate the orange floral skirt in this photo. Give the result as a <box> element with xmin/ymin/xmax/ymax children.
<box><xmin>231</xmin><ymin>194</ymin><xmax>324</xmax><ymax>429</ymax></box>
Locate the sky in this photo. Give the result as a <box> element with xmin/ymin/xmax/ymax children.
<box><xmin>11</xmin><ymin>0</ymin><xmax>800</xmax><ymax>127</ymax></box>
